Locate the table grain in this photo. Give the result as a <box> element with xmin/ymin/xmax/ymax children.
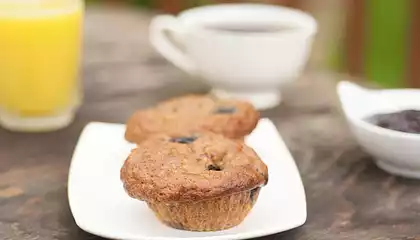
<box><xmin>0</xmin><ymin>6</ymin><xmax>419</xmax><ymax>240</ymax></box>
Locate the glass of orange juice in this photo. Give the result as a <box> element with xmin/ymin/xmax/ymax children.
<box><xmin>0</xmin><ymin>0</ymin><xmax>83</xmax><ymax>132</ymax></box>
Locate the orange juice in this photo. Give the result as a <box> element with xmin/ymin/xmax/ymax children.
<box><xmin>0</xmin><ymin>0</ymin><xmax>83</xmax><ymax>131</ymax></box>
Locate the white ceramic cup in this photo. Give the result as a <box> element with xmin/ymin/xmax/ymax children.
<box><xmin>150</xmin><ymin>4</ymin><xmax>317</xmax><ymax>109</ymax></box>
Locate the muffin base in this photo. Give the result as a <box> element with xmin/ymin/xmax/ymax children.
<box><xmin>147</xmin><ymin>188</ymin><xmax>260</xmax><ymax>232</ymax></box>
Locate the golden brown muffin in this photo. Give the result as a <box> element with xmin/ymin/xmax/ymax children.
<box><xmin>120</xmin><ymin>133</ymin><xmax>268</xmax><ymax>231</ymax></box>
<box><xmin>125</xmin><ymin>95</ymin><xmax>259</xmax><ymax>143</ymax></box>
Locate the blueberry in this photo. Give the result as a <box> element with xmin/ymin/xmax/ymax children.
<box><xmin>213</xmin><ymin>107</ymin><xmax>236</xmax><ymax>114</ymax></box>
<box><xmin>250</xmin><ymin>187</ymin><xmax>259</xmax><ymax>203</ymax></box>
<box><xmin>207</xmin><ymin>164</ymin><xmax>222</xmax><ymax>171</ymax></box>
<box><xmin>170</xmin><ymin>136</ymin><xmax>197</xmax><ymax>144</ymax></box>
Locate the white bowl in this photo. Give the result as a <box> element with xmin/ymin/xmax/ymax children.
<box><xmin>337</xmin><ymin>81</ymin><xmax>420</xmax><ymax>179</ymax></box>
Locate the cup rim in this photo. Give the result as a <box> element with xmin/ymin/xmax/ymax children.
<box><xmin>177</xmin><ymin>3</ymin><xmax>317</xmax><ymax>37</ymax></box>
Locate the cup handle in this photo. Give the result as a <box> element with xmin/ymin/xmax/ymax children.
<box><xmin>150</xmin><ymin>15</ymin><xmax>196</xmax><ymax>75</ymax></box>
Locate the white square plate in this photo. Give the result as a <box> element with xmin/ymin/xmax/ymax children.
<box><xmin>68</xmin><ymin>118</ymin><xmax>306</xmax><ymax>240</ymax></box>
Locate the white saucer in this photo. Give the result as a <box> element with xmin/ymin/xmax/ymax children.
<box><xmin>68</xmin><ymin>118</ymin><xmax>306</xmax><ymax>240</ymax></box>
<box><xmin>211</xmin><ymin>89</ymin><xmax>282</xmax><ymax>110</ymax></box>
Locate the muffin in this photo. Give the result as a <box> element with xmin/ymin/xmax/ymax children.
<box><xmin>120</xmin><ymin>132</ymin><xmax>268</xmax><ymax>231</ymax></box>
<box><xmin>125</xmin><ymin>95</ymin><xmax>259</xmax><ymax>143</ymax></box>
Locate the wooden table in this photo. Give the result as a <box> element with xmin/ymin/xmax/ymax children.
<box><xmin>1</xmin><ymin>6</ymin><xmax>419</xmax><ymax>240</ymax></box>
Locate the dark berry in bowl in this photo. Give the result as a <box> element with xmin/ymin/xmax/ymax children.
<box><xmin>366</xmin><ymin>109</ymin><xmax>420</xmax><ymax>134</ymax></box>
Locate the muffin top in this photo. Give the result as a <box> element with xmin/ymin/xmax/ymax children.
<box><xmin>120</xmin><ymin>133</ymin><xmax>268</xmax><ymax>203</ymax></box>
<box><xmin>125</xmin><ymin>95</ymin><xmax>260</xmax><ymax>143</ymax></box>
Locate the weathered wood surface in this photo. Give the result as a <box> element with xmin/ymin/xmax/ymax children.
<box><xmin>0</xmin><ymin>6</ymin><xmax>419</xmax><ymax>240</ymax></box>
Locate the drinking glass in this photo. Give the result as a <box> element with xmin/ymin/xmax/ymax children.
<box><xmin>0</xmin><ymin>0</ymin><xmax>84</xmax><ymax>132</ymax></box>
